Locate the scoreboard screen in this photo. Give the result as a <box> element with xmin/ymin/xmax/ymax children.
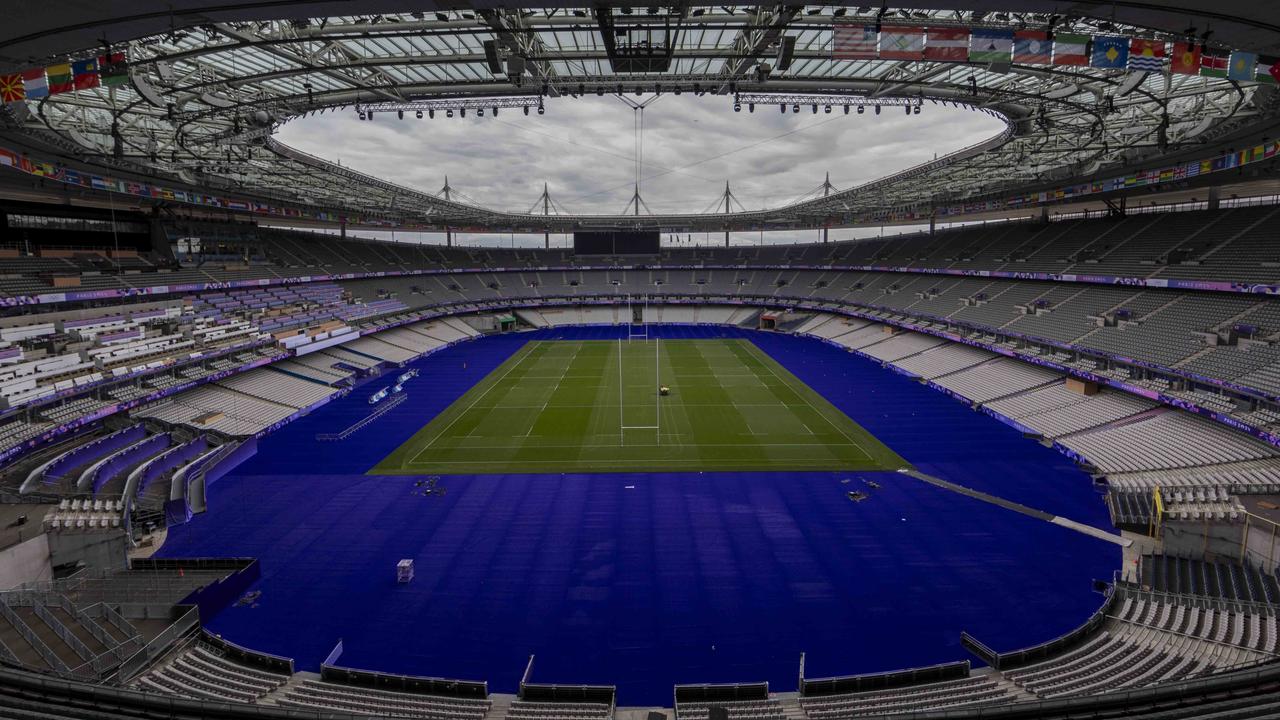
<box><xmin>573</xmin><ymin>230</ymin><xmax>660</xmax><ymax>255</ymax></box>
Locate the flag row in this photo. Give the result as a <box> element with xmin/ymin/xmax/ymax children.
<box><xmin>833</xmin><ymin>25</ymin><xmax>1280</xmax><ymax>83</ymax></box>
<box><xmin>0</xmin><ymin>53</ymin><xmax>128</xmax><ymax>104</ymax></box>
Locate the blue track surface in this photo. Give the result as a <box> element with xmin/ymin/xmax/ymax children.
<box><xmin>159</xmin><ymin>325</ymin><xmax>1119</xmax><ymax>704</ymax></box>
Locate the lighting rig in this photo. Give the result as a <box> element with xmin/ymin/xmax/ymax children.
<box><xmin>356</xmin><ymin>96</ymin><xmax>545</xmax><ymax>120</ymax></box>
<box><xmin>733</xmin><ymin>94</ymin><xmax>924</xmax><ymax>115</ymax></box>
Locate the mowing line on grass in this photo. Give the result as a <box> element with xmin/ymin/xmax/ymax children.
<box><xmin>407</xmin><ymin>342</ymin><xmax>539</xmax><ymax>464</ymax></box>
<box><xmin>525</xmin><ymin>342</ymin><xmax>581</xmax><ymax>437</ymax></box>
<box><xmin>737</xmin><ymin>340</ymin><xmax>874</xmax><ymax>461</ymax></box>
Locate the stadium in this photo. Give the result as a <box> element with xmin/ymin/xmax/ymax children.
<box><xmin>1</xmin><ymin>1</ymin><xmax>1280</xmax><ymax>719</ymax></box>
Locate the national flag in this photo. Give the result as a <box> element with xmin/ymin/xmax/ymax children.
<box><xmin>1053</xmin><ymin>33</ymin><xmax>1090</xmax><ymax>65</ymax></box>
<box><xmin>21</xmin><ymin>69</ymin><xmax>48</xmax><ymax>99</ymax></box>
<box><xmin>1257</xmin><ymin>56</ymin><xmax>1280</xmax><ymax>84</ymax></box>
<box><xmin>1091</xmin><ymin>36</ymin><xmax>1129</xmax><ymax>68</ymax></box>
<box><xmin>98</xmin><ymin>52</ymin><xmax>128</xmax><ymax>86</ymax></box>
<box><xmin>1170</xmin><ymin>42</ymin><xmax>1201</xmax><ymax>75</ymax></box>
<box><xmin>1012</xmin><ymin>30</ymin><xmax>1052</xmax><ymax>64</ymax></box>
<box><xmin>71</xmin><ymin>58</ymin><xmax>99</xmax><ymax>91</ymax></box>
<box><xmin>969</xmin><ymin>28</ymin><xmax>1014</xmax><ymax>63</ymax></box>
<box><xmin>0</xmin><ymin>74</ymin><xmax>24</xmax><ymax>103</ymax></box>
<box><xmin>1229</xmin><ymin>51</ymin><xmax>1258</xmax><ymax>81</ymax></box>
<box><xmin>1128</xmin><ymin>39</ymin><xmax>1165</xmax><ymax>71</ymax></box>
<box><xmin>923</xmin><ymin>27</ymin><xmax>969</xmax><ymax>62</ymax></box>
<box><xmin>1198</xmin><ymin>49</ymin><xmax>1228</xmax><ymax>77</ymax></box>
<box><xmin>46</xmin><ymin>63</ymin><xmax>73</xmax><ymax>94</ymax></box>
<box><xmin>0</xmin><ymin>148</ymin><xmax>17</xmax><ymax>167</ymax></box>
<box><xmin>879</xmin><ymin>26</ymin><xmax>924</xmax><ymax>60</ymax></box>
<box><xmin>1201</xmin><ymin>50</ymin><xmax>1229</xmax><ymax>77</ymax></box>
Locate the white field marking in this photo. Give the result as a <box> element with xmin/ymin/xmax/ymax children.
<box><xmin>738</xmin><ymin>340</ymin><xmax>873</xmax><ymax>459</ymax></box>
<box><xmin>466</xmin><ymin>402</ymin><xmax>797</xmax><ymax>410</ymax></box>
<box><xmin>407</xmin><ymin>343</ymin><xmax>540</xmax><ymax>463</ymax></box>
<box><xmin>525</xmin><ymin>343</ymin><xmax>581</xmax><ymax>437</ymax></box>
<box><xmin>405</xmin><ymin>455</ymin><xmax>854</xmax><ymax>467</ymax></box>
<box><xmin>415</xmin><ymin>440</ymin><xmax>837</xmax><ymax>450</ymax></box>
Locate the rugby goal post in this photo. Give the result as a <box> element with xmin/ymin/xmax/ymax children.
<box><xmin>627</xmin><ymin>294</ymin><xmax>649</xmax><ymax>340</ymax></box>
<box><xmin>618</xmin><ymin>335</ymin><xmax>661</xmax><ymax>447</ymax></box>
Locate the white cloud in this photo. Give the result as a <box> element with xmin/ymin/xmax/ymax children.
<box><xmin>275</xmin><ymin>95</ymin><xmax>1003</xmax><ymax>247</ymax></box>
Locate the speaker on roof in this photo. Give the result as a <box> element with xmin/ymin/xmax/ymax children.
<box><xmin>483</xmin><ymin>40</ymin><xmax>503</xmax><ymax>74</ymax></box>
<box><xmin>776</xmin><ymin>35</ymin><xmax>796</xmax><ymax>71</ymax></box>
<box><xmin>506</xmin><ymin>55</ymin><xmax>527</xmax><ymax>80</ymax></box>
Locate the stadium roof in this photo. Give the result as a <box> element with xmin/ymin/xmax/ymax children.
<box><xmin>2</xmin><ymin>2</ymin><xmax>1279</xmax><ymax>233</ymax></box>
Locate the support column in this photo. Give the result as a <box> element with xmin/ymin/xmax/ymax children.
<box><xmin>339</xmin><ymin>219</ymin><xmax>347</xmax><ymax>240</ymax></box>
<box><xmin>1207</xmin><ymin>185</ymin><xmax>1221</xmax><ymax>211</ymax></box>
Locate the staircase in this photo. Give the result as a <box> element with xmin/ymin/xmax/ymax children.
<box><xmin>483</xmin><ymin>692</ymin><xmax>514</xmax><ymax>720</ymax></box>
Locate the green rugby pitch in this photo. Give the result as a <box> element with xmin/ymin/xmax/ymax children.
<box><xmin>369</xmin><ymin>338</ymin><xmax>908</xmax><ymax>475</ymax></box>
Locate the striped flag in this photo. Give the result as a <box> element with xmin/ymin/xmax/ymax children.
<box><xmin>879</xmin><ymin>26</ymin><xmax>924</xmax><ymax>60</ymax></box>
<box><xmin>1259</xmin><ymin>56</ymin><xmax>1280</xmax><ymax>85</ymax></box>
<box><xmin>1052</xmin><ymin>33</ymin><xmax>1090</xmax><ymax>66</ymax></box>
<box><xmin>1200</xmin><ymin>50</ymin><xmax>1229</xmax><ymax>78</ymax></box>
<box><xmin>923</xmin><ymin>27</ymin><xmax>969</xmax><ymax>62</ymax></box>
<box><xmin>1012</xmin><ymin>30</ymin><xmax>1052</xmax><ymax>64</ymax></box>
<box><xmin>1128</xmin><ymin>39</ymin><xmax>1165</xmax><ymax>72</ymax></box>
<box><xmin>21</xmin><ymin>69</ymin><xmax>48</xmax><ymax>99</ymax></box>
<box><xmin>1170</xmin><ymin>42</ymin><xmax>1201</xmax><ymax>75</ymax></box>
<box><xmin>98</xmin><ymin>52</ymin><xmax>129</xmax><ymax>86</ymax></box>
<box><xmin>71</xmin><ymin>58</ymin><xmax>99</xmax><ymax>91</ymax></box>
<box><xmin>969</xmin><ymin>28</ymin><xmax>1013</xmax><ymax>63</ymax></box>
<box><xmin>46</xmin><ymin>63</ymin><xmax>73</xmax><ymax>94</ymax></box>
<box><xmin>832</xmin><ymin>24</ymin><xmax>878</xmax><ymax>59</ymax></box>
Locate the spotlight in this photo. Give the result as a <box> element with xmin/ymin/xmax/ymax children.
<box><xmin>357</xmin><ymin>111</ymin><xmax>366</xmax><ymax>120</ymax></box>
<box><xmin>537</xmin><ymin>105</ymin><xmax>545</xmax><ymax>115</ymax></box>
<box><xmin>811</xmin><ymin>104</ymin><xmax>818</xmax><ymax>114</ymax></box>
<box><xmin>733</xmin><ymin>102</ymin><xmax>741</xmax><ymax>112</ymax></box>
<box><xmin>780</xmin><ymin>104</ymin><xmax>786</xmax><ymax>114</ymax></box>
<box><xmin>793</xmin><ymin>103</ymin><xmax>800</xmax><ymax>113</ymax></box>
<box><xmin>857</xmin><ymin>105</ymin><xmax>865</xmax><ymax>114</ymax></box>
<box><xmin>397</xmin><ymin>110</ymin><xmax>404</xmax><ymax>119</ymax></box>
<box><xmin>492</xmin><ymin>107</ymin><xmax>498</xmax><ymax>116</ymax></box>
<box><xmin>447</xmin><ymin>109</ymin><xmax>454</xmax><ymax>118</ymax></box>
<box><xmin>674</xmin><ymin>86</ymin><xmax>682</xmax><ymax>95</ymax></box>
<box><xmin>904</xmin><ymin>105</ymin><xmax>910</xmax><ymax>115</ymax></box>
<box><xmin>913</xmin><ymin>104</ymin><xmax>921</xmax><ymax>115</ymax></box>
<box><xmin>416</xmin><ymin>110</ymin><xmax>423</xmax><ymax>119</ymax></box>
<box><xmin>366</xmin><ymin>111</ymin><xmax>373</xmax><ymax>120</ymax></box>
<box><xmin>597</xmin><ymin>86</ymin><xmax>604</xmax><ymax>96</ymax></box>
<box><xmin>748</xmin><ymin>103</ymin><xmax>755</xmax><ymax>113</ymax></box>
<box><xmin>477</xmin><ymin>108</ymin><xmax>485</xmax><ymax>116</ymax></box>
<box><xmin>824</xmin><ymin>105</ymin><xmax>832</xmax><ymax>114</ymax></box>
<box><xmin>429</xmin><ymin>109</ymin><xmax>435</xmax><ymax>118</ymax></box>
<box><xmin>843</xmin><ymin>105</ymin><xmax>850</xmax><ymax>114</ymax></box>
<box><xmin>874</xmin><ymin>105</ymin><xmax>881</xmax><ymax>115</ymax></box>
<box><xmin>460</xmin><ymin>108</ymin><xmax>466</xmax><ymax>117</ymax></box>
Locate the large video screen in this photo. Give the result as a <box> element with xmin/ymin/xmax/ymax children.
<box><xmin>573</xmin><ymin>230</ymin><xmax>660</xmax><ymax>255</ymax></box>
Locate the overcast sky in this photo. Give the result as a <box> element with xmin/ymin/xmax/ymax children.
<box><xmin>275</xmin><ymin>94</ymin><xmax>1003</xmax><ymax>247</ymax></box>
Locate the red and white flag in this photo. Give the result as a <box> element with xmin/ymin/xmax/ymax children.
<box><xmin>832</xmin><ymin>24</ymin><xmax>878</xmax><ymax>60</ymax></box>
<box><xmin>879</xmin><ymin>26</ymin><xmax>925</xmax><ymax>60</ymax></box>
<box><xmin>923</xmin><ymin>27</ymin><xmax>969</xmax><ymax>61</ymax></box>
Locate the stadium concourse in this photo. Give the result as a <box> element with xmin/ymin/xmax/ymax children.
<box><xmin>4</xmin><ymin>1</ymin><xmax>1280</xmax><ymax>720</ymax></box>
